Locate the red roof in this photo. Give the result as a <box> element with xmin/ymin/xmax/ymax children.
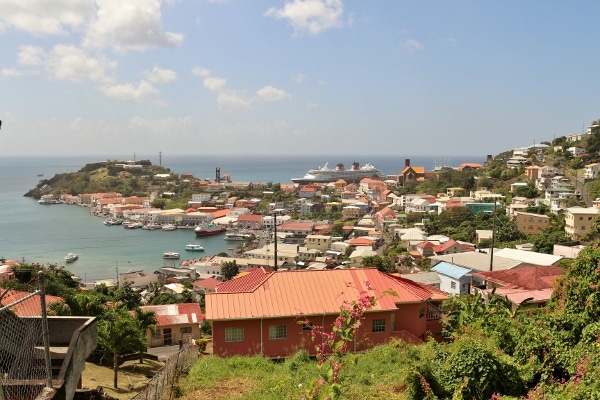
<box><xmin>0</xmin><ymin>289</ymin><xmax>63</xmax><ymax>316</ymax></box>
<box><xmin>432</xmin><ymin>239</ymin><xmax>459</xmax><ymax>253</ymax></box>
<box><xmin>237</xmin><ymin>214</ymin><xmax>262</xmax><ymax>222</ymax></box>
<box><xmin>348</xmin><ymin>237</ymin><xmax>376</xmax><ymax>246</ymax></box>
<box><xmin>193</xmin><ymin>277</ymin><xmax>222</xmax><ymax>291</ymax></box>
<box><xmin>140</xmin><ymin>303</ymin><xmax>204</xmax><ymax>326</ymax></box>
<box><xmin>212</xmin><ymin>209</ymin><xmax>229</xmax><ymax>218</ymax></box>
<box><xmin>206</xmin><ymin>268</ymin><xmax>435</xmax><ymax>320</ymax></box>
<box><xmin>471</xmin><ymin>265</ymin><xmax>563</xmax><ymax>291</ymax></box>
<box><xmin>216</xmin><ymin>268</ymin><xmax>274</xmax><ymax>293</ymax></box>
<box><xmin>279</xmin><ymin>222</ymin><xmax>314</xmax><ymax>231</ymax></box>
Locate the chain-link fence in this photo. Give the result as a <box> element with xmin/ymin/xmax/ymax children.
<box><xmin>130</xmin><ymin>341</ymin><xmax>199</xmax><ymax>400</ymax></box>
<box><xmin>0</xmin><ymin>289</ymin><xmax>51</xmax><ymax>400</ymax></box>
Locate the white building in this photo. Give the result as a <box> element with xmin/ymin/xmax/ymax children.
<box><xmin>584</xmin><ymin>163</ymin><xmax>600</xmax><ymax>180</ymax></box>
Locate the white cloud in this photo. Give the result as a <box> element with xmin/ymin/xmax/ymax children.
<box><xmin>128</xmin><ymin>115</ymin><xmax>193</xmax><ymax>130</ymax></box>
<box><xmin>143</xmin><ymin>66</ymin><xmax>177</xmax><ymax>83</ymax></box>
<box><xmin>0</xmin><ymin>0</ymin><xmax>94</xmax><ymax>36</ymax></box>
<box><xmin>204</xmin><ymin>76</ymin><xmax>227</xmax><ymax>92</ymax></box>
<box><xmin>17</xmin><ymin>46</ymin><xmax>46</xmax><ymax>66</ymax></box>
<box><xmin>444</xmin><ymin>37</ymin><xmax>457</xmax><ymax>47</ymax></box>
<box><xmin>292</xmin><ymin>73</ymin><xmax>308</xmax><ymax>83</ymax></box>
<box><xmin>192</xmin><ymin>67</ymin><xmax>212</xmax><ymax>77</ymax></box>
<box><xmin>217</xmin><ymin>92</ymin><xmax>252</xmax><ymax>112</ymax></box>
<box><xmin>265</xmin><ymin>0</ymin><xmax>344</xmax><ymax>36</ymax></box>
<box><xmin>1</xmin><ymin>68</ymin><xmax>25</xmax><ymax>77</ymax></box>
<box><xmin>307</xmin><ymin>102</ymin><xmax>318</xmax><ymax>108</ymax></box>
<box><xmin>83</xmin><ymin>0</ymin><xmax>184</xmax><ymax>52</ymax></box>
<box><xmin>256</xmin><ymin>85</ymin><xmax>291</xmax><ymax>102</ymax></box>
<box><xmin>400</xmin><ymin>39</ymin><xmax>423</xmax><ymax>54</ymax></box>
<box><xmin>99</xmin><ymin>80</ymin><xmax>159</xmax><ymax>102</ymax></box>
<box><xmin>46</xmin><ymin>44</ymin><xmax>117</xmax><ymax>83</ymax></box>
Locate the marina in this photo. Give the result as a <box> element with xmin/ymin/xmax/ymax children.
<box><xmin>0</xmin><ymin>154</ymin><xmax>478</xmax><ymax>283</ymax></box>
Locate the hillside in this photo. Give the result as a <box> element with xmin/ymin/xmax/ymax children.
<box><xmin>177</xmin><ymin>243</ymin><xmax>600</xmax><ymax>399</ymax></box>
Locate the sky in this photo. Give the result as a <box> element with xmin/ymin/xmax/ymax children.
<box><xmin>1</xmin><ymin>0</ymin><xmax>599</xmax><ymax>158</ymax></box>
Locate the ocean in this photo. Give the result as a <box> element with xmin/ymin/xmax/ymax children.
<box><xmin>0</xmin><ymin>154</ymin><xmax>483</xmax><ymax>283</ymax></box>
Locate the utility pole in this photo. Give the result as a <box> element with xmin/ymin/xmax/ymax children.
<box><xmin>273</xmin><ymin>213</ymin><xmax>278</xmax><ymax>271</ymax></box>
<box><xmin>489</xmin><ymin>201</ymin><xmax>497</xmax><ymax>272</ymax></box>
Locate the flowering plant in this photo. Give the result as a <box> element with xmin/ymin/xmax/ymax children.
<box><xmin>298</xmin><ymin>282</ymin><xmax>395</xmax><ymax>400</ymax></box>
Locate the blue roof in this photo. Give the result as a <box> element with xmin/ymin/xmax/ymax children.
<box><xmin>432</xmin><ymin>262</ymin><xmax>471</xmax><ymax>279</ymax></box>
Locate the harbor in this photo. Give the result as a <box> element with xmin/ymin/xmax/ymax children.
<box><xmin>0</xmin><ymin>154</ymin><xmax>477</xmax><ymax>284</ymax></box>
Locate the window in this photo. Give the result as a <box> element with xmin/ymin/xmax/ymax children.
<box><xmin>225</xmin><ymin>327</ymin><xmax>244</xmax><ymax>342</ymax></box>
<box><xmin>180</xmin><ymin>326</ymin><xmax>192</xmax><ymax>335</ymax></box>
<box><xmin>419</xmin><ymin>308</ymin><xmax>425</xmax><ymax>319</ymax></box>
<box><xmin>152</xmin><ymin>329</ymin><xmax>161</xmax><ymax>339</ymax></box>
<box><xmin>371</xmin><ymin>318</ymin><xmax>386</xmax><ymax>333</ymax></box>
<box><xmin>269</xmin><ymin>324</ymin><xmax>287</xmax><ymax>340</ymax></box>
<box><xmin>451</xmin><ymin>281</ymin><xmax>457</xmax><ymax>289</ymax></box>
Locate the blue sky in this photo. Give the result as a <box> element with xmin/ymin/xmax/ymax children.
<box><xmin>1</xmin><ymin>0</ymin><xmax>599</xmax><ymax>157</ymax></box>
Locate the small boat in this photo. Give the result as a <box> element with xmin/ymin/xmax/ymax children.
<box><xmin>185</xmin><ymin>244</ymin><xmax>205</xmax><ymax>252</ymax></box>
<box><xmin>224</xmin><ymin>230</ymin><xmax>254</xmax><ymax>241</ymax></box>
<box><xmin>161</xmin><ymin>224</ymin><xmax>177</xmax><ymax>231</ymax></box>
<box><xmin>163</xmin><ymin>252</ymin><xmax>180</xmax><ymax>259</ymax></box>
<box><xmin>123</xmin><ymin>221</ymin><xmax>143</xmax><ymax>229</ymax></box>
<box><xmin>64</xmin><ymin>253</ymin><xmax>78</xmax><ymax>263</ymax></box>
<box><xmin>142</xmin><ymin>222</ymin><xmax>162</xmax><ymax>230</ymax></box>
<box><xmin>103</xmin><ymin>217</ymin><xmax>122</xmax><ymax>226</ymax></box>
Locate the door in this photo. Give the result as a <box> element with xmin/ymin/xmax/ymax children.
<box><xmin>163</xmin><ymin>328</ymin><xmax>172</xmax><ymax>346</ymax></box>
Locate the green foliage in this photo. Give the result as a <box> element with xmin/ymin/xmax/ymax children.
<box><xmin>432</xmin><ymin>337</ymin><xmax>525</xmax><ymax>398</ymax></box>
<box><xmin>96</xmin><ymin>305</ymin><xmax>148</xmax><ymax>388</ymax></box>
<box><xmin>2</xmin><ymin>263</ymin><xmax>80</xmax><ymax>296</ymax></box>
<box><xmin>532</xmin><ymin>230</ymin><xmax>570</xmax><ymax>254</ymax></box>
<box><xmin>221</xmin><ymin>260</ymin><xmax>240</xmax><ymax>280</ymax></box>
<box><xmin>515</xmin><ymin>181</ymin><xmax>539</xmax><ymax>198</ymax></box>
<box><xmin>361</xmin><ymin>255</ymin><xmax>396</xmax><ymax>273</ymax></box>
<box><xmin>552</xmin><ymin>243</ymin><xmax>600</xmax><ymax>321</ymax></box>
<box><xmin>112</xmin><ymin>281</ymin><xmax>142</xmax><ymax>309</ymax></box>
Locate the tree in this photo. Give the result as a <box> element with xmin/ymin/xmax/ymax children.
<box><xmin>532</xmin><ymin>230</ymin><xmax>570</xmax><ymax>254</ymax></box>
<box><xmin>112</xmin><ymin>281</ymin><xmax>142</xmax><ymax>309</ymax></box>
<box><xmin>97</xmin><ymin>306</ymin><xmax>147</xmax><ymax>388</ymax></box>
<box><xmin>361</xmin><ymin>255</ymin><xmax>395</xmax><ymax>273</ymax></box>
<box><xmin>436</xmin><ymin>207</ymin><xmax>474</xmax><ymax>232</ymax></box>
<box><xmin>53</xmin><ymin>292</ymin><xmax>107</xmax><ymax>317</ymax></box>
<box><xmin>221</xmin><ymin>260</ymin><xmax>239</xmax><ymax>280</ymax></box>
<box><xmin>552</xmin><ymin>243</ymin><xmax>600</xmax><ymax>321</ymax></box>
<box><xmin>133</xmin><ymin>308</ymin><xmax>157</xmax><ymax>363</ymax></box>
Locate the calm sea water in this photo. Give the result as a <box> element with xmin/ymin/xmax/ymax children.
<box><xmin>0</xmin><ymin>154</ymin><xmax>483</xmax><ymax>282</ymax></box>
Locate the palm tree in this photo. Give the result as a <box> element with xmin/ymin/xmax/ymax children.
<box><xmin>50</xmin><ymin>292</ymin><xmax>107</xmax><ymax>317</ymax></box>
<box><xmin>134</xmin><ymin>308</ymin><xmax>157</xmax><ymax>363</ymax></box>
<box><xmin>97</xmin><ymin>306</ymin><xmax>147</xmax><ymax>388</ymax></box>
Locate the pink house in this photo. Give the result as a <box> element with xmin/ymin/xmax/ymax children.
<box><xmin>206</xmin><ymin>268</ymin><xmax>448</xmax><ymax>358</ymax></box>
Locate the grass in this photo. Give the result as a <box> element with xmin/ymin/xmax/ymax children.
<box><xmin>179</xmin><ymin>343</ymin><xmax>421</xmax><ymax>400</ymax></box>
<box><xmin>81</xmin><ymin>358</ymin><xmax>165</xmax><ymax>399</ymax></box>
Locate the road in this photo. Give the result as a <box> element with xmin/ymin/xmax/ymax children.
<box><xmin>565</xmin><ymin>169</ymin><xmax>593</xmax><ymax>206</ymax></box>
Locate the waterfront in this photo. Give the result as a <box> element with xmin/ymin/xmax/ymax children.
<box><xmin>0</xmin><ymin>154</ymin><xmax>482</xmax><ymax>283</ymax></box>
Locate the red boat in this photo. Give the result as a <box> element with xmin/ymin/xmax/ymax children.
<box><xmin>194</xmin><ymin>223</ymin><xmax>227</xmax><ymax>236</ymax></box>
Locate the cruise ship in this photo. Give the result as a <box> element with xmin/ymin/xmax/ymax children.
<box><xmin>291</xmin><ymin>161</ymin><xmax>384</xmax><ymax>184</ymax></box>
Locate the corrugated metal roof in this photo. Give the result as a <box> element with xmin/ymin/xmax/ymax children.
<box><xmin>471</xmin><ymin>265</ymin><xmax>563</xmax><ymax>290</ymax></box>
<box><xmin>493</xmin><ymin>248</ymin><xmax>563</xmax><ymax>266</ymax></box>
<box><xmin>140</xmin><ymin>303</ymin><xmax>203</xmax><ymax>326</ymax></box>
<box><xmin>430</xmin><ymin>252</ymin><xmax>520</xmax><ymax>271</ymax></box>
<box><xmin>206</xmin><ymin>268</ymin><xmax>434</xmax><ymax>321</ymax></box>
<box><xmin>0</xmin><ymin>289</ymin><xmax>63</xmax><ymax>316</ymax></box>
<box><xmin>432</xmin><ymin>262</ymin><xmax>471</xmax><ymax>279</ymax></box>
